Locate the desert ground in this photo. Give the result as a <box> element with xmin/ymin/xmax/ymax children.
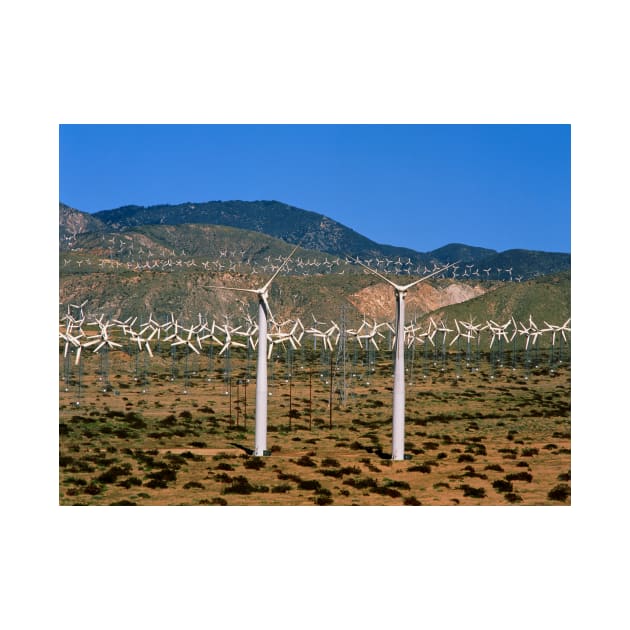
<box><xmin>59</xmin><ymin>346</ymin><xmax>570</xmax><ymax>506</ymax></box>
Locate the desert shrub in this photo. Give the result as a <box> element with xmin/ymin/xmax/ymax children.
<box><xmin>466</xmin><ymin>443</ymin><xmax>487</xmax><ymax>456</ymax></box>
<box><xmin>457</xmin><ymin>454</ymin><xmax>475</xmax><ymax>463</ymax></box>
<box><xmin>59</xmin><ymin>423</ymin><xmax>70</xmax><ymax>436</ymax></box>
<box><xmin>59</xmin><ymin>455</ymin><xmax>74</xmax><ymax>468</ymax></box>
<box><xmin>160</xmin><ymin>414</ymin><xmax>177</xmax><ymax>426</ymax></box>
<box><xmin>183</xmin><ymin>481</ymin><xmax>205</xmax><ymax>489</ymax></box>
<box><xmin>105</xmin><ymin>410</ymin><xmax>125</xmax><ymax>419</ymax></box>
<box><xmin>404</xmin><ymin>496</ymin><xmax>422</xmax><ymax>505</ymax></box>
<box><xmin>84</xmin><ymin>482</ymin><xmax>102</xmax><ymax>495</ymax></box>
<box><xmin>123</xmin><ymin>412</ymin><xmax>146</xmax><ymax>429</ymax></box>
<box><xmin>178</xmin><ymin>451</ymin><xmax>204</xmax><ymax>462</ymax></box>
<box><xmin>320</xmin><ymin>468</ymin><xmax>344</xmax><ymax>478</ymax></box>
<box><xmin>437</xmin><ymin>452</ymin><xmax>448</xmax><ymax>460</ymax></box>
<box><xmin>276</xmin><ymin>472</ymin><xmax>303</xmax><ymax>483</ymax></box>
<box><xmin>212</xmin><ymin>452</ymin><xmax>237</xmax><ymax>461</ymax></box>
<box><xmin>295</xmin><ymin>455</ymin><xmax>317</xmax><ymax>467</ymax></box>
<box><xmin>547</xmin><ymin>484</ymin><xmax>570</xmax><ymax>502</ymax></box>
<box><xmin>342</xmin><ymin>477</ymin><xmax>377</xmax><ymax>490</ymax></box>
<box><xmin>314</xmin><ymin>494</ymin><xmax>334</xmax><ymax>505</ymax></box>
<box><xmin>339</xmin><ymin>466</ymin><xmax>362</xmax><ymax>476</ymax></box>
<box><xmin>190</xmin><ymin>441</ymin><xmax>207</xmax><ymax>448</ymax></box>
<box><xmin>244</xmin><ymin>458</ymin><xmax>266</xmax><ymax>470</ymax></box>
<box><xmin>516</xmin><ymin>461</ymin><xmax>530</xmax><ymax>468</ymax></box>
<box><xmin>557</xmin><ymin>471</ymin><xmax>571</xmax><ymax>481</ymax></box>
<box><xmin>492</xmin><ymin>479</ymin><xmax>514</xmax><ymax>493</ymax></box>
<box><xmin>544</xmin><ymin>443</ymin><xmax>558</xmax><ymax>450</ymax></box>
<box><xmin>222</xmin><ymin>475</ymin><xmax>257</xmax><ymax>494</ymax></box>
<box><xmin>322</xmin><ymin>457</ymin><xmax>340</xmax><ymax>468</ymax></box>
<box><xmin>64</xmin><ymin>476</ymin><xmax>87</xmax><ymax>486</ymax></box>
<box><xmin>97</xmin><ymin>464</ymin><xmax>132</xmax><ymax>484</ymax></box>
<box><xmin>179</xmin><ymin>410</ymin><xmax>193</xmax><ymax>419</ymax></box>
<box><xmin>484</xmin><ymin>464</ymin><xmax>504</xmax><ymax>472</ymax></box>
<box><xmin>371</xmin><ymin>486</ymin><xmax>402</xmax><ymax>498</ymax></box>
<box><xmin>521</xmin><ymin>447</ymin><xmax>539</xmax><ymax>457</ymax></box>
<box><xmin>552</xmin><ymin>431</ymin><xmax>571</xmax><ymax>439</ymax></box>
<box><xmin>408</xmin><ymin>463</ymin><xmax>432</xmax><ymax>473</ymax></box>
<box><xmin>117</xmin><ymin>476</ymin><xmax>142</xmax><ymax>488</ymax></box>
<box><xmin>110</xmin><ymin>500</ymin><xmax>137</xmax><ymax>506</ymax></box>
<box><xmin>145</xmin><ymin>468</ymin><xmax>177</xmax><ymax>488</ymax></box>
<box><xmin>384</xmin><ymin>479</ymin><xmax>411</xmax><ymax>490</ymax></box>
<box><xmin>504</xmin><ymin>492</ymin><xmax>523</xmax><ymax>503</ymax></box>
<box><xmin>298</xmin><ymin>479</ymin><xmax>322</xmax><ymax>491</ymax></box>
<box><xmin>459</xmin><ymin>484</ymin><xmax>486</xmax><ymax>498</ymax></box>
<box><xmin>349</xmin><ymin>441</ymin><xmax>364</xmax><ymax>450</ymax></box>
<box><xmin>271</xmin><ymin>483</ymin><xmax>292</xmax><ymax>493</ymax></box>
<box><xmin>423</xmin><ymin>441</ymin><xmax>440</xmax><ymax>450</ymax></box>
<box><xmin>210</xmin><ymin>497</ymin><xmax>228</xmax><ymax>505</ymax></box>
<box><xmin>214</xmin><ymin>472</ymin><xmax>233</xmax><ymax>483</ymax></box>
<box><xmin>506</xmin><ymin>471</ymin><xmax>533</xmax><ymax>483</ymax></box>
<box><xmin>463</xmin><ymin>467</ymin><xmax>488</xmax><ymax>480</ymax></box>
<box><xmin>216</xmin><ymin>462</ymin><xmax>234</xmax><ymax>471</ymax></box>
<box><xmin>164</xmin><ymin>453</ymin><xmax>189</xmax><ymax>466</ymax></box>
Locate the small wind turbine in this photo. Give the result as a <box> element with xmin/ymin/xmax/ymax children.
<box><xmin>354</xmin><ymin>258</ymin><xmax>455</xmax><ymax>460</ymax></box>
<box><xmin>206</xmin><ymin>244</ymin><xmax>299</xmax><ymax>456</ymax></box>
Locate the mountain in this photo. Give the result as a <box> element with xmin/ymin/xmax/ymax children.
<box><xmin>89</xmin><ymin>200</ymin><xmax>570</xmax><ymax>272</ymax></box>
<box><xmin>422</xmin><ymin>270</ymin><xmax>571</xmax><ymax>329</ymax></box>
<box><xmin>63</xmin><ymin>200</ymin><xmax>570</xmax><ymax>274</ymax></box>
<box><xmin>60</xmin><ymin>202</ymin><xmax>106</xmax><ymax>241</ymax></box>
<box><xmin>427</xmin><ymin>243</ymin><xmax>498</xmax><ymax>264</ymax></box>
<box><xmin>60</xmin><ymin>200</ymin><xmax>570</xmax><ymax>324</ymax></box>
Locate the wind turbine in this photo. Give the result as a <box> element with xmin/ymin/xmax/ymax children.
<box><xmin>207</xmin><ymin>244</ymin><xmax>299</xmax><ymax>456</ymax></box>
<box><xmin>354</xmin><ymin>258</ymin><xmax>455</xmax><ymax>460</ymax></box>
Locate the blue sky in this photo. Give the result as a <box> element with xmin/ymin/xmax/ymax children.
<box><xmin>59</xmin><ymin>124</ymin><xmax>570</xmax><ymax>253</ymax></box>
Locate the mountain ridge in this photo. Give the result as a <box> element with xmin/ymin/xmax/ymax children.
<box><xmin>62</xmin><ymin>200</ymin><xmax>570</xmax><ymax>270</ymax></box>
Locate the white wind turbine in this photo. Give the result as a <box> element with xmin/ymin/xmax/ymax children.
<box><xmin>354</xmin><ymin>258</ymin><xmax>455</xmax><ymax>460</ymax></box>
<box><xmin>207</xmin><ymin>244</ymin><xmax>299</xmax><ymax>456</ymax></box>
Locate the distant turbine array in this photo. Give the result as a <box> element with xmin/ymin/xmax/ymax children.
<box><xmin>61</xmin><ymin>284</ymin><xmax>570</xmax><ymax>458</ymax></box>
<box><xmin>60</xmin><ymin>305</ymin><xmax>570</xmax><ymax>368</ymax></box>
<box><xmin>61</xmin><ymin>243</ymin><xmax>541</xmax><ymax>282</ymax></box>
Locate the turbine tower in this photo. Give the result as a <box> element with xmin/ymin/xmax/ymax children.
<box><xmin>354</xmin><ymin>259</ymin><xmax>455</xmax><ymax>460</ymax></box>
<box><xmin>207</xmin><ymin>244</ymin><xmax>299</xmax><ymax>456</ymax></box>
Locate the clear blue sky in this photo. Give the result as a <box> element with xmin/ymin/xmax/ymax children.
<box><xmin>59</xmin><ymin>124</ymin><xmax>570</xmax><ymax>253</ymax></box>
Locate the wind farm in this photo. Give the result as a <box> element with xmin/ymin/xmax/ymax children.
<box><xmin>59</xmin><ymin>204</ymin><xmax>571</xmax><ymax>506</ymax></box>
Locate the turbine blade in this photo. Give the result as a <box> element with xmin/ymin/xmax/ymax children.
<box><xmin>261</xmin><ymin>243</ymin><xmax>300</xmax><ymax>291</ymax></box>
